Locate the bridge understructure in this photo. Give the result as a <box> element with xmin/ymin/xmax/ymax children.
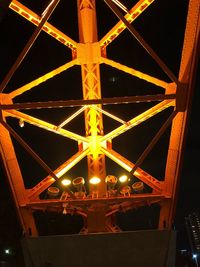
<box><xmin>0</xmin><ymin>0</ymin><xmax>199</xmax><ymax>236</ymax></box>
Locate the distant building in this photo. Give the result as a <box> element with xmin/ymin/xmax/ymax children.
<box><xmin>185</xmin><ymin>211</ymin><xmax>200</xmax><ymax>264</ymax></box>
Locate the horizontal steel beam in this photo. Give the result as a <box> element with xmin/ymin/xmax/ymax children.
<box><xmin>26</xmin><ymin>193</ymin><xmax>166</xmax><ymax>207</ymax></box>
<box><xmin>1</xmin><ymin>94</ymin><xmax>175</xmax><ymax>110</ymax></box>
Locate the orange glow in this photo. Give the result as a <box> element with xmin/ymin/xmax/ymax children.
<box><xmin>88</xmin><ymin>136</ymin><xmax>101</xmax><ymax>159</ymax></box>
<box><xmin>9</xmin><ymin>60</ymin><xmax>78</xmax><ymax>99</ymax></box>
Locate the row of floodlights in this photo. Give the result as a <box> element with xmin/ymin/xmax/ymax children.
<box><xmin>47</xmin><ymin>175</ymin><xmax>144</xmax><ymax>198</ymax></box>
<box><xmin>61</xmin><ymin>175</ymin><xmax>128</xmax><ymax>186</ymax></box>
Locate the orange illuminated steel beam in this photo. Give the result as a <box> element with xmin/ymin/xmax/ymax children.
<box><xmin>0</xmin><ymin>0</ymin><xmax>61</xmax><ymax>94</ymax></box>
<box><xmin>100</xmin><ymin>57</ymin><xmax>176</xmax><ymax>91</ymax></box>
<box><xmin>101</xmin><ymin>147</ymin><xmax>163</xmax><ymax>193</ymax></box>
<box><xmin>100</xmin><ymin>100</ymin><xmax>174</xmax><ymax>142</ymax></box>
<box><xmin>9</xmin><ymin>0</ymin><xmax>77</xmax><ymax>52</ymax></box>
<box><xmin>0</xmin><ymin>115</ymin><xmax>38</xmax><ymax>236</ymax></box>
<box><xmin>77</xmin><ymin>0</ymin><xmax>106</xmax><ymax>197</ymax></box>
<box><xmin>104</xmin><ymin>0</ymin><xmax>178</xmax><ymax>84</ymax></box>
<box><xmin>28</xmin><ymin>148</ymin><xmax>90</xmax><ymax>200</ymax></box>
<box><xmin>8</xmin><ymin>59</ymin><xmax>78</xmax><ymax>99</ymax></box>
<box><xmin>4</xmin><ymin>110</ymin><xmax>88</xmax><ymax>143</ymax></box>
<box><xmin>0</xmin><ymin>0</ymin><xmax>198</xmax><ymax>236</ymax></box>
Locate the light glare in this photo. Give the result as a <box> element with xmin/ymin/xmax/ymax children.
<box><xmin>89</xmin><ymin>177</ymin><xmax>101</xmax><ymax>185</ymax></box>
<box><xmin>119</xmin><ymin>175</ymin><xmax>128</xmax><ymax>183</ymax></box>
<box><xmin>61</xmin><ymin>178</ymin><xmax>71</xmax><ymax>186</ymax></box>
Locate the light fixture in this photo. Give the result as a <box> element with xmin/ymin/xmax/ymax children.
<box><xmin>4</xmin><ymin>248</ymin><xmax>11</xmax><ymax>255</ymax></box>
<box><xmin>105</xmin><ymin>175</ymin><xmax>118</xmax><ymax>195</ymax></box>
<box><xmin>120</xmin><ymin>185</ymin><xmax>131</xmax><ymax>196</ymax></box>
<box><xmin>105</xmin><ymin>175</ymin><xmax>118</xmax><ymax>185</ymax></box>
<box><xmin>19</xmin><ymin>119</ymin><xmax>24</xmax><ymax>127</ymax></box>
<box><xmin>89</xmin><ymin>176</ymin><xmax>101</xmax><ymax>185</ymax></box>
<box><xmin>72</xmin><ymin>177</ymin><xmax>86</xmax><ymax>198</ymax></box>
<box><xmin>89</xmin><ymin>176</ymin><xmax>101</xmax><ymax>198</ymax></box>
<box><xmin>119</xmin><ymin>175</ymin><xmax>128</xmax><ymax>183</ymax></box>
<box><xmin>192</xmin><ymin>254</ymin><xmax>197</xmax><ymax>259</ymax></box>
<box><xmin>61</xmin><ymin>178</ymin><xmax>71</xmax><ymax>186</ymax></box>
<box><xmin>132</xmin><ymin>182</ymin><xmax>144</xmax><ymax>193</ymax></box>
<box><xmin>47</xmin><ymin>186</ymin><xmax>60</xmax><ymax>198</ymax></box>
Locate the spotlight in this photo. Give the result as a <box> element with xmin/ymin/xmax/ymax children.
<box><xmin>61</xmin><ymin>178</ymin><xmax>71</xmax><ymax>186</ymax></box>
<box><xmin>106</xmin><ymin>175</ymin><xmax>117</xmax><ymax>196</ymax></box>
<box><xmin>132</xmin><ymin>182</ymin><xmax>144</xmax><ymax>193</ymax></box>
<box><xmin>119</xmin><ymin>175</ymin><xmax>128</xmax><ymax>183</ymax></box>
<box><xmin>73</xmin><ymin>177</ymin><xmax>86</xmax><ymax>198</ymax></box>
<box><xmin>120</xmin><ymin>185</ymin><xmax>131</xmax><ymax>196</ymax></box>
<box><xmin>89</xmin><ymin>176</ymin><xmax>101</xmax><ymax>185</ymax></box>
<box><xmin>47</xmin><ymin>186</ymin><xmax>60</xmax><ymax>198</ymax></box>
<box><xmin>89</xmin><ymin>176</ymin><xmax>101</xmax><ymax>198</ymax></box>
<box><xmin>19</xmin><ymin>119</ymin><xmax>24</xmax><ymax>127</ymax></box>
<box><xmin>4</xmin><ymin>248</ymin><xmax>11</xmax><ymax>255</ymax></box>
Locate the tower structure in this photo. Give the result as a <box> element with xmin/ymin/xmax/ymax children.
<box><xmin>185</xmin><ymin>212</ymin><xmax>200</xmax><ymax>261</ymax></box>
<box><xmin>0</xmin><ymin>0</ymin><xmax>199</xmax><ymax>236</ymax></box>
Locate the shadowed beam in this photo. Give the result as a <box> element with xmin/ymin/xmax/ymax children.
<box><xmin>26</xmin><ymin>193</ymin><xmax>166</xmax><ymax>207</ymax></box>
<box><xmin>130</xmin><ymin>110</ymin><xmax>178</xmax><ymax>175</ymax></box>
<box><xmin>0</xmin><ymin>120</ymin><xmax>75</xmax><ymax>199</ymax></box>
<box><xmin>104</xmin><ymin>0</ymin><xmax>178</xmax><ymax>84</ymax></box>
<box><xmin>100</xmin><ymin>100</ymin><xmax>174</xmax><ymax>142</ymax></box>
<box><xmin>1</xmin><ymin>95</ymin><xmax>175</xmax><ymax>110</ymax></box>
<box><xmin>100</xmin><ymin>0</ymin><xmax>155</xmax><ymax>49</ymax></box>
<box><xmin>9</xmin><ymin>0</ymin><xmax>77</xmax><ymax>51</ymax></box>
<box><xmin>0</xmin><ymin>0</ymin><xmax>60</xmax><ymax>93</ymax></box>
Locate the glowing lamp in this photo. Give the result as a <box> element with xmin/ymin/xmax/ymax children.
<box><xmin>19</xmin><ymin>119</ymin><xmax>24</xmax><ymax>128</ymax></box>
<box><xmin>61</xmin><ymin>178</ymin><xmax>71</xmax><ymax>186</ymax></box>
<box><xmin>89</xmin><ymin>176</ymin><xmax>101</xmax><ymax>185</ymax></box>
<box><xmin>119</xmin><ymin>175</ymin><xmax>128</xmax><ymax>183</ymax></box>
<box><xmin>4</xmin><ymin>249</ymin><xmax>10</xmax><ymax>255</ymax></box>
<box><xmin>89</xmin><ymin>177</ymin><xmax>101</xmax><ymax>198</ymax></box>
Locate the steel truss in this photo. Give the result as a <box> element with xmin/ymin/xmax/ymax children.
<box><xmin>0</xmin><ymin>0</ymin><xmax>199</xmax><ymax>235</ymax></box>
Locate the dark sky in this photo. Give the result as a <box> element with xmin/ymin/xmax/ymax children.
<box><xmin>0</xmin><ymin>0</ymin><xmax>199</xmax><ymax>253</ymax></box>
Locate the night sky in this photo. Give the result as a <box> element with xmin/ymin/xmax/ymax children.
<box><xmin>0</xmin><ymin>0</ymin><xmax>200</xmax><ymax>263</ymax></box>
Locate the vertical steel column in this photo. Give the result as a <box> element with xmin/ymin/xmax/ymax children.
<box><xmin>0</xmin><ymin>120</ymin><xmax>37</xmax><ymax>236</ymax></box>
<box><xmin>77</xmin><ymin>0</ymin><xmax>107</xmax><ymax>232</ymax></box>
<box><xmin>77</xmin><ymin>0</ymin><xmax>106</xmax><ymax>195</ymax></box>
<box><xmin>159</xmin><ymin>0</ymin><xmax>200</xmax><ymax>229</ymax></box>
